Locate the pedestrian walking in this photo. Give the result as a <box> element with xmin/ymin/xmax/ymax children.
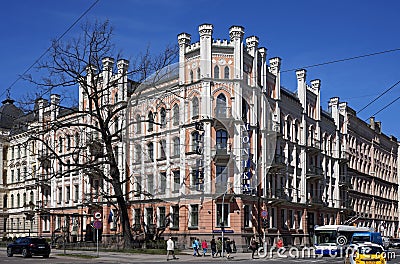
<box><xmin>201</xmin><ymin>239</ymin><xmax>208</xmax><ymax>256</ymax></box>
<box><xmin>249</xmin><ymin>236</ymin><xmax>258</xmax><ymax>259</ymax></box>
<box><xmin>216</xmin><ymin>237</ymin><xmax>222</xmax><ymax>257</ymax></box>
<box><xmin>210</xmin><ymin>238</ymin><xmax>217</xmax><ymax>257</ymax></box>
<box><xmin>192</xmin><ymin>238</ymin><xmax>200</xmax><ymax>256</ymax></box>
<box><xmin>166</xmin><ymin>237</ymin><xmax>177</xmax><ymax>261</ymax></box>
<box><xmin>225</xmin><ymin>238</ymin><xmax>232</xmax><ymax>259</ymax></box>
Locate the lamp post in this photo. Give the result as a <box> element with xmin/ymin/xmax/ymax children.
<box><xmin>221</xmin><ymin>192</ymin><xmax>226</xmax><ymax>258</ymax></box>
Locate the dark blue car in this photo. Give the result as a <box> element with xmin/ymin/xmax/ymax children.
<box><xmin>7</xmin><ymin>237</ymin><xmax>51</xmax><ymax>258</ymax></box>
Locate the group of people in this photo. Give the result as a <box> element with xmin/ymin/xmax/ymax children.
<box><xmin>191</xmin><ymin>237</ymin><xmax>235</xmax><ymax>258</ymax></box>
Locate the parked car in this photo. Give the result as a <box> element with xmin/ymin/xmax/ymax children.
<box><xmin>344</xmin><ymin>242</ymin><xmax>386</xmax><ymax>264</ymax></box>
<box><xmin>389</xmin><ymin>238</ymin><xmax>400</xmax><ymax>248</ymax></box>
<box><xmin>7</xmin><ymin>237</ymin><xmax>51</xmax><ymax>258</ymax></box>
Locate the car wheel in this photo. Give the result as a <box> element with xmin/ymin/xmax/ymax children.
<box><xmin>22</xmin><ymin>248</ymin><xmax>31</xmax><ymax>258</ymax></box>
<box><xmin>6</xmin><ymin>248</ymin><xmax>13</xmax><ymax>257</ymax></box>
<box><xmin>43</xmin><ymin>254</ymin><xmax>50</xmax><ymax>258</ymax></box>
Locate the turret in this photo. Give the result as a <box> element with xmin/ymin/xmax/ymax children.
<box><xmin>229</xmin><ymin>26</ymin><xmax>245</xmax><ymax>79</ymax></box>
<box><xmin>199</xmin><ymin>24</ymin><xmax>213</xmax><ymax>79</ymax></box>
<box><xmin>177</xmin><ymin>33</ymin><xmax>191</xmax><ymax>84</ymax></box>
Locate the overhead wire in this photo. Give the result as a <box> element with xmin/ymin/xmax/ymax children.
<box><xmin>2</xmin><ymin>0</ymin><xmax>100</xmax><ymax>99</ymax></box>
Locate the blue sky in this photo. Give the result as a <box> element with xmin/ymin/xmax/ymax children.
<box><xmin>1</xmin><ymin>0</ymin><xmax>400</xmax><ymax>137</ymax></box>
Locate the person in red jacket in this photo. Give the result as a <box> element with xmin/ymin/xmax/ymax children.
<box><xmin>201</xmin><ymin>239</ymin><xmax>208</xmax><ymax>256</ymax></box>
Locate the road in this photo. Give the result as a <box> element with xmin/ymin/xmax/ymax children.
<box><xmin>0</xmin><ymin>247</ymin><xmax>399</xmax><ymax>263</ymax></box>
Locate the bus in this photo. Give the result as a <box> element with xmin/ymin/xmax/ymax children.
<box><xmin>314</xmin><ymin>225</ymin><xmax>372</xmax><ymax>256</ymax></box>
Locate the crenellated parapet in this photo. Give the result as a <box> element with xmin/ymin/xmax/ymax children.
<box><xmin>229</xmin><ymin>25</ymin><xmax>245</xmax><ymax>41</ymax></box>
<box><xmin>177</xmin><ymin>32</ymin><xmax>191</xmax><ymax>47</ymax></box>
<box><xmin>269</xmin><ymin>57</ymin><xmax>281</xmax><ymax>76</ymax></box>
<box><xmin>198</xmin><ymin>24</ymin><xmax>213</xmax><ymax>37</ymax></box>
<box><xmin>310</xmin><ymin>79</ymin><xmax>321</xmax><ymax>94</ymax></box>
<box><xmin>246</xmin><ymin>35</ymin><xmax>259</xmax><ymax>49</ymax></box>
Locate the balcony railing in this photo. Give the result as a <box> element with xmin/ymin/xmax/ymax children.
<box><xmin>306</xmin><ymin>165</ymin><xmax>323</xmax><ymax>179</ymax></box>
<box><xmin>212</xmin><ymin>143</ymin><xmax>232</xmax><ymax>163</ymax></box>
<box><xmin>306</xmin><ymin>139</ymin><xmax>320</xmax><ymax>152</ymax></box>
<box><xmin>214</xmin><ymin>107</ymin><xmax>232</xmax><ymax>119</ymax></box>
<box><xmin>308</xmin><ymin>196</ymin><xmax>323</xmax><ymax>205</ymax></box>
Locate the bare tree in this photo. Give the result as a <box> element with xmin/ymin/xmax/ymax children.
<box><xmin>24</xmin><ymin>20</ymin><xmax>178</xmax><ymax>247</ymax></box>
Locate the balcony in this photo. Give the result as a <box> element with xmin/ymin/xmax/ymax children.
<box><xmin>265</xmin><ymin>189</ymin><xmax>290</xmax><ymax>203</ymax></box>
<box><xmin>268</xmin><ymin>154</ymin><xmax>286</xmax><ymax>170</ymax></box>
<box><xmin>212</xmin><ymin>143</ymin><xmax>232</xmax><ymax>164</ymax></box>
<box><xmin>307</xmin><ymin>196</ymin><xmax>323</xmax><ymax>206</ymax></box>
<box><xmin>214</xmin><ymin>107</ymin><xmax>232</xmax><ymax>119</ymax></box>
<box><xmin>339</xmin><ymin>150</ymin><xmax>350</xmax><ymax>163</ymax></box>
<box><xmin>339</xmin><ymin>178</ymin><xmax>351</xmax><ymax>189</ymax></box>
<box><xmin>306</xmin><ymin>139</ymin><xmax>320</xmax><ymax>153</ymax></box>
<box><xmin>306</xmin><ymin>165</ymin><xmax>323</xmax><ymax>180</ymax></box>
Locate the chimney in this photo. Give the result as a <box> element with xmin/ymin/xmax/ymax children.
<box><xmin>369</xmin><ymin>117</ymin><xmax>375</xmax><ymax>131</ymax></box>
<box><xmin>50</xmin><ymin>94</ymin><xmax>60</xmax><ymax>121</ymax></box>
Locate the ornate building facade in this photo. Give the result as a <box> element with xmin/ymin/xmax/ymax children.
<box><xmin>0</xmin><ymin>24</ymin><xmax>398</xmax><ymax>250</ymax></box>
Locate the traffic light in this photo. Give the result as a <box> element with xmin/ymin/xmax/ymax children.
<box><xmin>220</xmin><ymin>222</ymin><xmax>225</xmax><ymax>231</ymax></box>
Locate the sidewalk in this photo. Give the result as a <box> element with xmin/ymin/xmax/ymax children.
<box><xmin>50</xmin><ymin>249</ymin><xmax>256</xmax><ymax>262</ymax></box>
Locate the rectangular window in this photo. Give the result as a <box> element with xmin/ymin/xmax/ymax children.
<box><xmin>289</xmin><ymin>209</ymin><xmax>294</xmax><ymax>229</ymax></box>
<box><xmin>281</xmin><ymin>209</ymin><xmax>287</xmax><ymax>229</ymax></box>
<box><xmin>147</xmin><ymin>175</ymin><xmax>153</xmax><ymax>192</ymax></box>
<box><xmin>297</xmin><ymin>210</ymin><xmax>303</xmax><ymax>229</ymax></box>
<box><xmin>216</xmin><ymin>166</ymin><xmax>228</xmax><ymax>193</ymax></box>
<box><xmin>17</xmin><ymin>168</ymin><xmax>20</xmax><ymax>182</ymax></box>
<box><xmin>158</xmin><ymin>207</ymin><xmax>166</xmax><ymax>228</ymax></box>
<box><xmin>134</xmin><ymin>208</ymin><xmax>141</xmax><ymax>230</ymax></box>
<box><xmin>134</xmin><ymin>176</ymin><xmax>142</xmax><ymax>196</ymax></box>
<box><xmin>66</xmin><ymin>186</ymin><xmax>70</xmax><ymax>202</ymax></box>
<box><xmin>74</xmin><ymin>185</ymin><xmax>79</xmax><ymax>202</ymax></box>
<box><xmin>160</xmin><ymin>172</ymin><xmax>166</xmax><ymax>194</ymax></box>
<box><xmin>269</xmin><ymin>207</ymin><xmax>277</xmax><ymax>228</ymax></box>
<box><xmin>10</xmin><ymin>170</ymin><xmax>14</xmax><ymax>183</ymax></box>
<box><xmin>216</xmin><ymin>204</ymin><xmax>229</xmax><ymax>227</ymax></box>
<box><xmin>146</xmin><ymin>207</ymin><xmax>154</xmax><ymax>226</ymax></box>
<box><xmin>190</xmin><ymin>205</ymin><xmax>199</xmax><ymax>227</ymax></box>
<box><xmin>173</xmin><ymin>171</ymin><xmax>180</xmax><ymax>193</ymax></box>
<box><xmin>171</xmin><ymin>205</ymin><xmax>179</xmax><ymax>229</ymax></box>
<box><xmin>244</xmin><ymin>205</ymin><xmax>251</xmax><ymax>228</ymax></box>
<box><xmin>67</xmin><ymin>135</ymin><xmax>71</xmax><ymax>150</ymax></box>
<box><xmin>58</xmin><ymin>187</ymin><xmax>62</xmax><ymax>203</ymax></box>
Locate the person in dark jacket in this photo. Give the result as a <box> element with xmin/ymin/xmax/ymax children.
<box><xmin>210</xmin><ymin>238</ymin><xmax>217</xmax><ymax>257</ymax></box>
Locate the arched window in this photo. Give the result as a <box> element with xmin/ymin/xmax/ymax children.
<box><xmin>159</xmin><ymin>139</ymin><xmax>167</xmax><ymax>159</ymax></box>
<box><xmin>23</xmin><ymin>193</ymin><xmax>26</xmax><ymax>206</ymax></box>
<box><xmin>148</xmin><ymin>111</ymin><xmax>154</xmax><ymax>132</ymax></box>
<box><xmin>17</xmin><ymin>193</ymin><xmax>20</xmax><ymax>207</ymax></box>
<box><xmin>160</xmin><ymin>108</ymin><xmax>166</xmax><ymax>128</ymax></box>
<box><xmin>242</xmin><ymin>98</ymin><xmax>249</xmax><ymax>122</ymax></box>
<box><xmin>192</xmin><ymin>97</ymin><xmax>199</xmax><ymax>118</ymax></box>
<box><xmin>136</xmin><ymin>114</ymin><xmax>141</xmax><ymax>134</ymax></box>
<box><xmin>3</xmin><ymin>195</ymin><xmax>7</xmax><ymax>209</ymax></box>
<box><xmin>173</xmin><ymin>137</ymin><xmax>180</xmax><ymax>156</ymax></box>
<box><xmin>216</xmin><ymin>93</ymin><xmax>227</xmax><ymax>117</ymax></box>
<box><xmin>75</xmin><ymin>132</ymin><xmax>80</xmax><ymax>147</ymax></box>
<box><xmin>192</xmin><ymin>131</ymin><xmax>200</xmax><ymax>153</ymax></box>
<box><xmin>216</xmin><ymin>129</ymin><xmax>228</xmax><ymax>150</ymax></box>
<box><xmin>173</xmin><ymin>104</ymin><xmax>179</xmax><ymax>126</ymax></box>
<box><xmin>30</xmin><ymin>191</ymin><xmax>34</xmax><ymax>204</ymax></box>
<box><xmin>135</xmin><ymin>145</ymin><xmax>142</xmax><ymax>163</ymax></box>
<box><xmin>197</xmin><ymin>68</ymin><xmax>201</xmax><ymax>80</ymax></box>
<box><xmin>214</xmin><ymin>65</ymin><xmax>220</xmax><ymax>79</ymax></box>
<box><xmin>190</xmin><ymin>70</ymin><xmax>194</xmax><ymax>83</ymax></box>
<box><xmin>224</xmin><ymin>66</ymin><xmax>230</xmax><ymax>79</ymax></box>
<box><xmin>10</xmin><ymin>194</ymin><xmax>14</xmax><ymax>208</ymax></box>
<box><xmin>147</xmin><ymin>142</ymin><xmax>154</xmax><ymax>161</ymax></box>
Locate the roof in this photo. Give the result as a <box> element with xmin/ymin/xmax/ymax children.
<box><xmin>0</xmin><ymin>98</ymin><xmax>24</xmax><ymax>129</ymax></box>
